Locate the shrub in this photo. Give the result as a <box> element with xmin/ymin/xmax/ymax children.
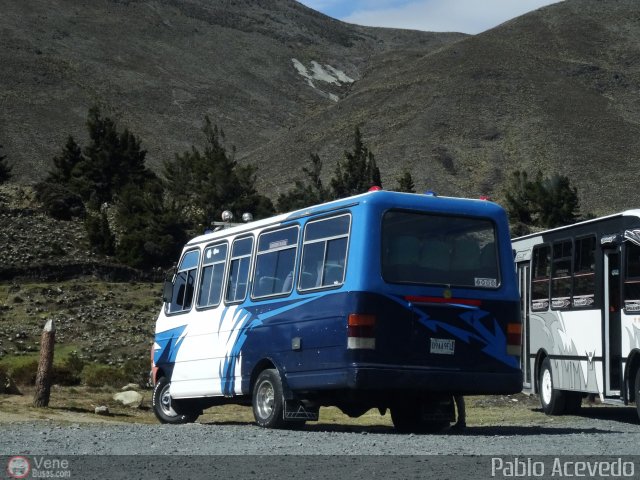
<box><xmin>34</xmin><ymin>182</ymin><xmax>85</xmax><ymax>220</ymax></box>
<box><xmin>123</xmin><ymin>356</ymin><xmax>150</xmax><ymax>387</ymax></box>
<box><xmin>9</xmin><ymin>360</ymin><xmax>39</xmax><ymax>385</ymax></box>
<box><xmin>80</xmin><ymin>363</ymin><xmax>128</xmax><ymax>387</ymax></box>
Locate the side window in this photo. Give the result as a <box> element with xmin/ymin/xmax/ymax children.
<box><xmin>573</xmin><ymin>236</ymin><xmax>596</xmax><ymax>308</ymax></box>
<box><xmin>531</xmin><ymin>244</ymin><xmax>550</xmax><ymax>311</ymax></box>
<box><xmin>167</xmin><ymin>250</ymin><xmax>200</xmax><ymax>314</ymax></box>
<box><xmin>225</xmin><ymin>237</ymin><xmax>254</xmax><ymax>304</ymax></box>
<box><xmin>624</xmin><ymin>243</ymin><xmax>640</xmax><ymax>312</ymax></box>
<box><xmin>299</xmin><ymin>214</ymin><xmax>350</xmax><ymax>291</ymax></box>
<box><xmin>252</xmin><ymin>226</ymin><xmax>299</xmax><ymax>299</ymax></box>
<box><xmin>197</xmin><ymin>243</ymin><xmax>228</xmax><ymax>309</ymax></box>
<box><xmin>551</xmin><ymin>240</ymin><xmax>572</xmax><ymax>309</ymax></box>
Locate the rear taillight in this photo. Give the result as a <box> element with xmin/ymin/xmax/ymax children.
<box><xmin>347</xmin><ymin>313</ymin><xmax>376</xmax><ymax>349</ymax></box>
<box><xmin>150</xmin><ymin>345</ymin><xmax>158</xmax><ymax>386</ymax></box>
<box><xmin>507</xmin><ymin>323</ymin><xmax>522</xmax><ymax>356</ymax></box>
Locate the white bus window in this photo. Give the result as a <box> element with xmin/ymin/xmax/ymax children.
<box><xmin>573</xmin><ymin>236</ymin><xmax>596</xmax><ymax>308</ymax></box>
<box><xmin>531</xmin><ymin>245</ymin><xmax>550</xmax><ymax>311</ymax></box>
<box><xmin>252</xmin><ymin>226</ymin><xmax>299</xmax><ymax>299</ymax></box>
<box><xmin>226</xmin><ymin>237</ymin><xmax>253</xmax><ymax>303</ymax></box>
<box><xmin>551</xmin><ymin>240</ymin><xmax>572</xmax><ymax>309</ymax></box>
<box><xmin>299</xmin><ymin>215</ymin><xmax>350</xmax><ymax>291</ymax></box>
<box><xmin>624</xmin><ymin>243</ymin><xmax>640</xmax><ymax>312</ymax></box>
<box><xmin>168</xmin><ymin>249</ymin><xmax>200</xmax><ymax>314</ymax></box>
<box><xmin>197</xmin><ymin>243</ymin><xmax>228</xmax><ymax>308</ymax></box>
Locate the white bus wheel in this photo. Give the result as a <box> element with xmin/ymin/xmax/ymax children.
<box><xmin>539</xmin><ymin>357</ymin><xmax>566</xmax><ymax>415</ymax></box>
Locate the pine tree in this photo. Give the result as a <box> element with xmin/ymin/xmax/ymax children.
<box><xmin>163</xmin><ymin>116</ymin><xmax>274</xmax><ymax>229</ymax></box>
<box><xmin>0</xmin><ymin>144</ymin><xmax>12</xmax><ymax>184</ymax></box>
<box><xmin>395</xmin><ymin>170</ymin><xmax>416</xmax><ymax>193</ymax></box>
<box><xmin>330</xmin><ymin>127</ymin><xmax>382</xmax><ymax>199</ymax></box>
<box><xmin>80</xmin><ymin>106</ymin><xmax>151</xmax><ymax>209</ymax></box>
<box><xmin>277</xmin><ymin>153</ymin><xmax>329</xmax><ymax>212</ymax></box>
<box><xmin>48</xmin><ymin>136</ymin><xmax>84</xmax><ymax>184</ymax></box>
<box><xmin>504</xmin><ymin>170</ymin><xmax>582</xmax><ymax>233</ymax></box>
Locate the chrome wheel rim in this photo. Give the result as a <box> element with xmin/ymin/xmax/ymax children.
<box><xmin>160</xmin><ymin>383</ymin><xmax>178</xmax><ymax>417</ymax></box>
<box><xmin>541</xmin><ymin>368</ymin><xmax>552</xmax><ymax>405</ymax></box>
<box><xmin>256</xmin><ymin>379</ymin><xmax>275</xmax><ymax>420</ymax></box>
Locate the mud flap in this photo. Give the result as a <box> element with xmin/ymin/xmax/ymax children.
<box><xmin>284</xmin><ymin>400</ymin><xmax>319</xmax><ymax>421</ymax></box>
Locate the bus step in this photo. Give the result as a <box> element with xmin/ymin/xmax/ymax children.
<box><xmin>284</xmin><ymin>400</ymin><xmax>319</xmax><ymax>421</ymax></box>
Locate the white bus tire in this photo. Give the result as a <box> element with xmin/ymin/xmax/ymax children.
<box><xmin>539</xmin><ymin>357</ymin><xmax>566</xmax><ymax>415</ymax></box>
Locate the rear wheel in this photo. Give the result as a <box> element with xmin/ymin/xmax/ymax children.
<box><xmin>152</xmin><ymin>376</ymin><xmax>200</xmax><ymax>424</ymax></box>
<box><xmin>252</xmin><ymin>369</ymin><xmax>285</xmax><ymax>428</ymax></box>
<box><xmin>390</xmin><ymin>398</ymin><xmax>452</xmax><ymax>433</ymax></box>
<box><xmin>539</xmin><ymin>357</ymin><xmax>566</xmax><ymax>415</ymax></box>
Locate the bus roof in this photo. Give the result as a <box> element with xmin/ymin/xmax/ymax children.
<box><xmin>187</xmin><ymin>190</ymin><xmax>507</xmax><ymax>247</ymax></box>
<box><xmin>512</xmin><ymin>209</ymin><xmax>640</xmax><ymax>243</ymax></box>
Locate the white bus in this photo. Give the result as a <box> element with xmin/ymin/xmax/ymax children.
<box><xmin>513</xmin><ymin>211</ymin><xmax>640</xmax><ymax>420</ymax></box>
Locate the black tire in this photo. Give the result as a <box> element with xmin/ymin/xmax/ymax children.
<box><xmin>152</xmin><ymin>376</ymin><xmax>200</xmax><ymax>424</ymax></box>
<box><xmin>252</xmin><ymin>369</ymin><xmax>285</xmax><ymax>428</ymax></box>
<box><xmin>635</xmin><ymin>368</ymin><xmax>640</xmax><ymax>423</ymax></box>
<box><xmin>391</xmin><ymin>402</ymin><xmax>421</xmax><ymax>433</ymax></box>
<box><xmin>539</xmin><ymin>357</ymin><xmax>566</xmax><ymax>415</ymax></box>
<box><xmin>391</xmin><ymin>399</ymin><xmax>451</xmax><ymax>433</ymax></box>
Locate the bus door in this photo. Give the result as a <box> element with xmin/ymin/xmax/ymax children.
<box><xmin>517</xmin><ymin>262</ymin><xmax>532</xmax><ymax>389</ymax></box>
<box><xmin>604</xmin><ymin>249</ymin><xmax>622</xmax><ymax>395</ymax></box>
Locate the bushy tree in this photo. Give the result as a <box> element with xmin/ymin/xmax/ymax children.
<box><xmin>0</xmin><ymin>144</ymin><xmax>12</xmax><ymax>184</ymax></box>
<box><xmin>40</xmin><ymin>106</ymin><xmax>185</xmax><ymax>269</ymax></box>
<box><xmin>330</xmin><ymin>127</ymin><xmax>382</xmax><ymax>199</ymax></box>
<box><xmin>115</xmin><ymin>181</ymin><xmax>187</xmax><ymax>269</ymax></box>
<box><xmin>34</xmin><ymin>182</ymin><xmax>85</xmax><ymax>220</ymax></box>
<box><xmin>504</xmin><ymin>170</ymin><xmax>581</xmax><ymax>234</ymax></box>
<box><xmin>85</xmin><ymin>210</ymin><xmax>115</xmax><ymax>255</ymax></box>
<box><xmin>163</xmin><ymin>117</ymin><xmax>274</xmax><ymax>229</ymax></box>
<box><xmin>277</xmin><ymin>153</ymin><xmax>329</xmax><ymax>212</ymax></box>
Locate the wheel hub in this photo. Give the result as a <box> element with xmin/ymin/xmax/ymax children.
<box><xmin>256</xmin><ymin>380</ymin><xmax>274</xmax><ymax>419</ymax></box>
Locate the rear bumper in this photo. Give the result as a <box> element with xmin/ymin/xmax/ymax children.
<box><xmin>348</xmin><ymin>365</ymin><xmax>522</xmax><ymax>395</ymax></box>
<box><xmin>287</xmin><ymin>364</ymin><xmax>522</xmax><ymax>395</ymax></box>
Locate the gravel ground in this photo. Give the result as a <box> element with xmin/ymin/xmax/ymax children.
<box><xmin>2</xmin><ymin>413</ymin><xmax>639</xmax><ymax>456</ymax></box>
<box><xmin>2</xmin><ymin>413</ymin><xmax>640</xmax><ymax>479</ymax></box>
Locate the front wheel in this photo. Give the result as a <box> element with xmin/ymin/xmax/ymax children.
<box><xmin>252</xmin><ymin>369</ymin><xmax>285</xmax><ymax>428</ymax></box>
<box><xmin>539</xmin><ymin>357</ymin><xmax>566</xmax><ymax>415</ymax></box>
<box><xmin>152</xmin><ymin>376</ymin><xmax>200</xmax><ymax>424</ymax></box>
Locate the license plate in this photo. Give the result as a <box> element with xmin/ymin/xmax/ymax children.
<box><xmin>430</xmin><ymin>338</ymin><xmax>455</xmax><ymax>355</ymax></box>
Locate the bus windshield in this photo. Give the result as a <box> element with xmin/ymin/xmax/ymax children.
<box><xmin>382</xmin><ymin>210</ymin><xmax>499</xmax><ymax>288</ymax></box>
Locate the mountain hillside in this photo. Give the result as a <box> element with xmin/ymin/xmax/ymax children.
<box><xmin>245</xmin><ymin>0</ymin><xmax>640</xmax><ymax>215</ymax></box>
<box><xmin>0</xmin><ymin>0</ymin><xmax>462</xmax><ymax>181</ymax></box>
<box><xmin>3</xmin><ymin>0</ymin><xmax>640</xmax><ymax>216</ymax></box>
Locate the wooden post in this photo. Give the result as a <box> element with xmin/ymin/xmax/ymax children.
<box><xmin>33</xmin><ymin>319</ymin><xmax>55</xmax><ymax>407</ymax></box>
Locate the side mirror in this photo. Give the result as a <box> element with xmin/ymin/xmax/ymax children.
<box><xmin>162</xmin><ymin>280</ymin><xmax>174</xmax><ymax>304</ymax></box>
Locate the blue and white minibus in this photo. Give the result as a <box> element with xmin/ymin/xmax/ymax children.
<box><xmin>151</xmin><ymin>190</ymin><xmax>522</xmax><ymax>432</ymax></box>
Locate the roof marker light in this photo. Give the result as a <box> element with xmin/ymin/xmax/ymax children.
<box><xmin>368</xmin><ymin>186</ymin><xmax>382</xmax><ymax>192</ymax></box>
<box><xmin>424</xmin><ymin>190</ymin><xmax>437</xmax><ymax>196</ymax></box>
